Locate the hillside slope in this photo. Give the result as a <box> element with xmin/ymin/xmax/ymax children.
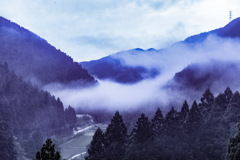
<box><xmin>80</xmin><ymin>18</ymin><xmax>240</xmax><ymax>84</ymax></box>
<box><xmin>0</xmin><ymin>62</ymin><xmax>77</xmax><ymax>159</ymax></box>
<box><xmin>0</xmin><ymin>16</ymin><xmax>95</xmax><ymax>86</ymax></box>
<box><xmin>81</xmin><ymin>48</ymin><xmax>160</xmax><ymax>83</ymax></box>
<box><xmin>81</xmin><ymin>48</ymin><xmax>159</xmax><ymax>83</ymax></box>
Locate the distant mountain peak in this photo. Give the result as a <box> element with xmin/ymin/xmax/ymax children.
<box><xmin>184</xmin><ymin>17</ymin><xmax>240</xmax><ymax>43</ymax></box>
<box><xmin>223</xmin><ymin>17</ymin><xmax>240</xmax><ymax>31</ymax></box>
<box><xmin>133</xmin><ymin>48</ymin><xmax>144</xmax><ymax>52</ymax></box>
<box><xmin>217</xmin><ymin>17</ymin><xmax>240</xmax><ymax>37</ymax></box>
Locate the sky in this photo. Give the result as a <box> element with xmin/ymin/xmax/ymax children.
<box><xmin>0</xmin><ymin>0</ymin><xmax>239</xmax><ymax>61</ymax></box>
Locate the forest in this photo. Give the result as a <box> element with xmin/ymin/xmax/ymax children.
<box><xmin>0</xmin><ymin>62</ymin><xmax>77</xmax><ymax>159</ymax></box>
<box><xmin>2</xmin><ymin>58</ymin><xmax>240</xmax><ymax>160</ymax></box>
<box><xmin>86</xmin><ymin>88</ymin><xmax>240</xmax><ymax>160</ymax></box>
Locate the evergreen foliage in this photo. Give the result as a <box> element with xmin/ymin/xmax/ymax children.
<box><xmin>0</xmin><ymin>121</ymin><xmax>16</xmax><ymax>160</ymax></box>
<box><xmin>104</xmin><ymin>111</ymin><xmax>127</xmax><ymax>160</ymax></box>
<box><xmin>200</xmin><ymin>88</ymin><xmax>214</xmax><ymax>105</ymax></box>
<box><xmin>130</xmin><ymin>114</ymin><xmax>153</xmax><ymax>144</ymax></box>
<box><xmin>126</xmin><ymin>114</ymin><xmax>154</xmax><ymax>160</ymax></box>
<box><xmin>0</xmin><ymin>16</ymin><xmax>95</xmax><ymax>86</ymax></box>
<box><xmin>151</xmin><ymin>108</ymin><xmax>164</xmax><ymax>136</ymax></box>
<box><xmin>86</xmin><ymin>87</ymin><xmax>240</xmax><ymax>160</ymax></box>
<box><xmin>0</xmin><ymin>62</ymin><xmax>77</xmax><ymax>158</ymax></box>
<box><xmin>179</xmin><ymin>101</ymin><xmax>189</xmax><ymax>121</ymax></box>
<box><xmin>200</xmin><ymin>88</ymin><xmax>214</xmax><ymax>116</ymax></box>
<box><xmin>85</xmin><ymin>128</ymin><xmax>104</xmax><ymax>160</ymax></box>
<box><xmin>227</xmin><ymin>125</ymin><xmax>240</xmax><ymax>160</ymax></box>
<box><xmin>36</xmin><ymin>138</ymin><xmax>61</xmax><ymax>160</ymax></box>
<box><xmin>186</xmin><ymin>101</ymin><xmax>202</xmax><ymax>125</ymax></box>
<box><xmin>65</xmin><ymin>105</ymin><xmax>77</xmax><ymax>129</ymax></box>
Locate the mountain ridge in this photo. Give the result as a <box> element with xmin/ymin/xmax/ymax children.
<box><xmin>184</xmin><ymin>17</ymin><xmax>240</xmax><ymax>43</ymax></box>
<box><xmin>0</xmin><ymin>16</ymin><xmax>96</xmax><ymax>87</ymax></box>
<box><xmin>80</xmin><ymin>18</ymin><xmax>240</xmax><ymax>84</ymax></box>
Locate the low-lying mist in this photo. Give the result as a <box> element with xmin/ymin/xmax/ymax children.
<box><xmin>45</xmin><ymin>35</ymin><xmax>240</xmax><ymax>113</ymax></box>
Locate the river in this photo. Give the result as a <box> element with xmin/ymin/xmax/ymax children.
<box><xmin>60</xmin><ymin>123</ymin><xmax>108</xmax><ymax>160</ymax></box>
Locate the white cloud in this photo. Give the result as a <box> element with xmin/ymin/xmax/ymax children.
<box><xmin>45</xmin><ymin>36</ymin><xmax>240</xmax><ymax>112</ymax></box>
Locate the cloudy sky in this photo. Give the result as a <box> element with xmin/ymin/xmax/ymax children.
<box><xmin>0</xmin><ymin>0</ymin><xmax>239</xmax><ymax>61</ymax></box>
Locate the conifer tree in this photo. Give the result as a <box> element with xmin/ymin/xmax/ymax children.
<box><xmin>225</xmin><ymin>91</ymin><xmax>240</xmax><ymax>124</ymax></box>
<box><xmin>151</xmin><ymin>108</ymin><xmax>164</xmax><ymax>136</ymax></box>
<box><xmin>200</xmin><ymin>88</ymin><xmax>214</xmax><ymax>115</ymax></box>
<box><xmin>85</xmin><ymin>128</ymin><xmax>104</xmax><ymax>160</ymax></box>
<box><xmin>130</xmin><ymin>113</ymin><xmax>152</xmax><ymax>143</ymax></box>
<box><xmin>226</xmin><ymin>125</ymin><xmax>240</xmax><ymax>160</ymax></box>
<box><xmin>104</xmin><ymin>111</ymin><xmax>127</xmax><ymax>160</ymax></box>
<box><xmin>188</xmin><ymin>101</ymin><xmax>202</xmax><ymax>122</ymax></box>
<box><xmin>179</xmin><ymin>101</ymin><xmax>189</xmax><ymax>122</ymax></box>
<box><xmin>36</xmin><ymin>138</ymin><xmax>60</xmax><ymax>160</ymax></box>
<box><xmin>64</xmin><ymin>106</ymin><xmax>77</xmax><ymax>128</ymax></box>
<box><xmin>0</xmin><ymin>121</ymin><xmax>16</xmax><ymax>160</ymax></box>
<box><xmin>230</xmin><ymin>91</ymin><xmax>240</xmax><ymax>105</ymax></box>
<box><xmin>127</xmin><ymin>114</ymin><xmax>154</xmax><ymax>160</ymax></box>
<box><xmin>104</xmin><ymin>111</ymin><xmax>127</xmax><ymax>145</ymax></box>
<box><xmin>185</xmin><ymin>101</ymin><xmax>203</xmax><ymax>134</ymax></box>
<box><xmin>200</xmin><ymin>88</ymin><xmax>214</xmax><ymax>106</ymax></box>
<box><xmin>163</xmin><ymin>107</ymin><xmax>178</xmax><ymax>129</ymax></box>
<box><xmin>214</xmin><ymin>88</ymin><xmax>232</xmax><ymax>115</ymax></box>
<box><xmin>224</xmin><ymin>87</ymin><xmax>233</xmax><ymax>103</ymax></box>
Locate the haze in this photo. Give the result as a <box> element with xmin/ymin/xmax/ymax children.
<box><xmin>0</xmin><ymin>0</ymin><xmax>239</xmax><ymax>61</ymax></box>
<box><xmin>45</xmin><ymin>36</ymin><xmax>240</xmax><ymax>111</ymax></box>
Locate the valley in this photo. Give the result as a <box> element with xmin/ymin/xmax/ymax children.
<box><xmin>1</xmin><ymin>13</ymin><xmax>240</xmax><ymax>160</ymax></box>
<box><xmin>60</xmin><ymin>123</ymin><xmax>108</xmax><ymax>160</ymax></box>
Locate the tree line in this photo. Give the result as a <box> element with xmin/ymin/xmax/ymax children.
<box><xmin>0</xmin><ymin>62</ymin><xmax>77</xmax><ymax>159</ymax></box>
<box><xmin>86</xmin><ymin>88</ymin><xmax>240</xmax><ymax>160</ymax></box>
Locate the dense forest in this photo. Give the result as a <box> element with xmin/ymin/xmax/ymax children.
<box><xmin>0</xmin><ymin>16</ymin><xmax>95</xmax><ymax>86</ymax></box>
<box><xmin>0</xmin><ymin>62</ymin><xmax>77</xmax><ymax>159</ymax></box>
<box><xmin>86</xmin><ymin>88</ymin><xmax>240</xmax><ymax>160</ymax></box>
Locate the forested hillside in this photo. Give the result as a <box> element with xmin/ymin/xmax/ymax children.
<box><xmin>81</xmin><ymin>49</ymin><xmax>159</xmax><ymax>83</ymax></box>
<box><xmin>86</xmin><ymin>87</ymin><xmax>240</xmax><ymax>160</ymax></box>
<box><xmin>0</xmin><ymin>16</ymin><xmax>95</xmax><ymax>86</ymax></box>
<box><xmin>0</xmin><ymin>62</ymin><xmax>77</xmax><ymax>159</ymax></box>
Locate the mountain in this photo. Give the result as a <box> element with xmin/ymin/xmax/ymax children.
<box><xmin>81</xmin><ymin>18</ymin><xmax>240</xmax><ymax>84</ymax></box>
<box><xmin>184</xmin><ymin>17</ymin><xmax>240</xmax><ymax>43</ymax></box>
<box><xmin>165</xmin><ymin>18</ymin><xmax>240</xmax><ymax>97</ymax></box>
<box><xmin>0</xmin><ymin>62</ymin><xmax>77</xmax><ymax>159</ymax></box>
<box><xmin>168</xmin><ymin>61</ymin><xmax>240</xmax><ymax>91</ymax></box>
<box><xmin>0</xmin><ymin>16</ymin><xmax>95</xmax><ymax>86</ymax></box>
<box><xmin>81</xmin><ymin>48</ymin><xmax>160</xmax><ymax>83</ymax></box>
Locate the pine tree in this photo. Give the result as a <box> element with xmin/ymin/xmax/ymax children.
<box><xmin>163</xmin><ymin>107</ymin><xmax>178</xmax><ymax>129</ymax></box>
<box><xmin>85</xmin><ymin>128</ymin><xmax>104</xmax><ymax>160</ymax></box>
<box><xmin>199</xmin><ymin>88</ymin><xmax>214</xmax><ymax>115</ymax></box>
<box><xmin>224</xmin><ymin>87</ymin><xmax>233</xmax><ymax>103</ymax></box>
<box><xmin>185</xmin><ymin>101</ymin><xmax>203</xmax><ymax>135</ymax></box>
<box><xmin>200</xmin><ymin>88</ymin><xmax>214</xmax><ymax>106</ymax></box>
<box><xmin>226</xmin><ymin>125</ymin><xmax>240</xmax><ymax>160</ymax></box>
<box><xmin>0</xmin><ymin>121</ymin><xmax>16</xmax><ymax>160</ymax></box>
<box><xmin>130</xmin><ymin>113</ymin><xmax>152</xmax><ymax>143</ymax></box>
<box><xmin>104</xmin><ymin>111</ymin><xmax>127</xmax><ymax>160</ymax></box>
<box><xmin>64</xmin><ymin>106</ymin><xmax>77</xmax><ymax>128</ymax></box>
<box><xmin>179</xmin><ymin>101</ymin><xmax>189</xmax><ymax>122</ymax></box>
<box><xmin>36</xmin><ymin>138</ymin><xmax>60</xmax><ymax>160</ymax></box>
<box><xmin>151</xmin><ymin>108</ymin><xmax>164</xmax><ymax>136</ymax></box>
<box><xmin>214</xmin><ymin>88</ymin><xmax>233</xmax><ymax>116</ymax></box>
<box><xmin>230</xmin><ymin>91</ymin><xmax>240</xmax><ymax>105</ymax></box>
<box><xmin>225</xmin><ymin>91</ymin><xmax>240</xmax><ymax>124</ymax></box>
<box><xmin>127</xmin><ymin>114</ymin><xmax>154</xmax><ymax>160</ymax></box>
